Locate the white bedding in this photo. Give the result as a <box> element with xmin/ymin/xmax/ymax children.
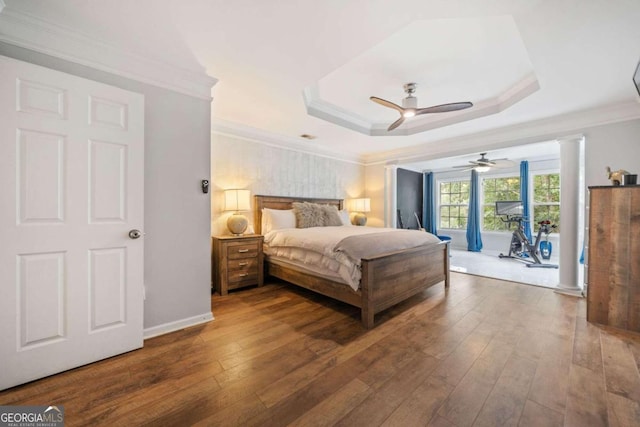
<box><xmin>264</xmin><ymin>226</ymin><xmax>440</xmax><ymax>290</ymax></box>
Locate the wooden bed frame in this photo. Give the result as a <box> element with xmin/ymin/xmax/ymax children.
<box><xmin>254</xmin><ymin>195</ymin><xmax>450</xmax><ymax>328</ymax></box>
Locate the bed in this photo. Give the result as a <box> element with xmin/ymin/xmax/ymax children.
<box><xmin>254</xmin><ymin>195</ymin><xmax>450</xmax><ymax>328</ymax></box>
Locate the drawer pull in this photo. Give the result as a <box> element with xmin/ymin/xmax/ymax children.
<box><xmin>238</xmin><ymin>262</ymin><xmax>248</xmax><ymax>266</ymax></box>
<box><xmin>237</xmin><ymin>249</ymin><xmax>249</xmax><ymax>253</ymax></box>
<box><xmin>239</xmin><ymin>273</ymin><xmax>249</xmax><ymax>277</ymax></box>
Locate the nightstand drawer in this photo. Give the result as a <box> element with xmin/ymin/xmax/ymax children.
<box><xmin>227</xmin><ymin>242</ymin><xmax>259</xmax><ymax>259</ymax></box>
<box><xmin>228</xmin><ymin>258</ymin><xmax>258</xmax><ymax>271</ymax></box>
<box><xmin>228</xmin><ymin>270</ymin><xmax>258</xmax><ymax>284</ymax></box>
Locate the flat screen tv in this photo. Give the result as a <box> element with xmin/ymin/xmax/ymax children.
<box><xmin>634</xmin><ymin>60</ymin><xmax>640</xmax><ymax>97</ymax></box>
<box><xmin>495</xmin><ymin>200</ymin><xmax>523</xmax><ymax>216</ymax></box>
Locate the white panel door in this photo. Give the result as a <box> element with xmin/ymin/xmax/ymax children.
<box><xmin>0</xmin><ymin>56</ymin><xmax>144</xmax><ymax>390</ymax></box>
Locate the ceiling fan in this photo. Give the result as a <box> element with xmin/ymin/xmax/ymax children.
<box><xmin>452</xmin><ymin>153</ymin><xmax>516</xmax><ymax>172</ymax></box>
<box><xmin>370</xmin><ymin>83</ymin><xmax>473</xmax><ymax>131</ymax></box>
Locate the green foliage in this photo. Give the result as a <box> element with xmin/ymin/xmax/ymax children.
<box><xmin>482</xmin><ymin>176</ymin><xmax>521</xmax><ymax>231</ymax></box>
<box><xmin>533</xmin><ymin>173</ymin><xmax>560</xmax><ymax>231</ymax></box>
<box><xmin>534</xmin><ymin>173</ymin><xmax>560</xmax><ymax>203</ymax></box>
<box><xmin>439</xmin><ymin>180</ymin><xmax>470</xmax><ymax>229</ymax></box>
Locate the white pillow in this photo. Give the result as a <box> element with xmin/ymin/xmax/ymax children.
<box><xmin>262</xmin><ymin>208</ymin><xmax>295</xmax><ymax>233</ymax></box>
<box><xmin>338</xmin><ymin>209</ymin><xmax>352</xmax><ymax>226</ymax></box>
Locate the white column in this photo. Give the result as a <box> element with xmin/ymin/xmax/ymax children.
<box><xmin>384</xmin><ymin>165</ymin><xmax>398</xmax><ymax>228</ymax></box>
<box><xmin>556</xmin><ymin>136</ymin><xmax>584</xmax><ymax>296</ymax></box>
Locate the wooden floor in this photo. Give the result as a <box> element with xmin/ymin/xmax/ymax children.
<box><xmin>2</xmin><ymin>273</ymin><xmax>640</xmax><ymax>426</ymax></box>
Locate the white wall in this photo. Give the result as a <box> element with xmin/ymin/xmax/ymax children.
<box><xmin>364</xmin><ymin>163</ymin><xmax>386</xmax><ymax>227</ymax></box>
<box><xmin>211</xmin><ymin>133</ymin><xmax>365</xmax><ymax>235</ymax></box>
<box><xmin>0</xmin><ymin>43</ymin><xmax>213</xmax><ymax>333</ymax></box>
<box><xmin>584</xmin><ymin>119</ymin><xmax>640</xmax><ymax>187</ymax></box>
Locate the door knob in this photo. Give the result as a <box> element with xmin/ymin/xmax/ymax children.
<box><xmin>129</xmin><ymin>229</ymin><xmax>142</xmax><ymax>239</ymax></box>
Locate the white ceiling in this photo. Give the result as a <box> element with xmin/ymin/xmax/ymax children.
<box><xmin>4</xmin><ymin>0</ymin><xmax>640</xmax><ymax>163</ymax></box>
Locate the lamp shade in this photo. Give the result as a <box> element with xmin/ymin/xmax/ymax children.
<box><xmin>224</xmin><ymin>189</ymin><xmax>251</xmax><ymax>212</ymax></box>
<box><xmin>351</xmin><ymin>198</ymin><xmax>371</xmax><ymax>213</ymax></box>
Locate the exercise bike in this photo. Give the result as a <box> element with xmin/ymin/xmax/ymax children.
<box><xmin>495</xmin><ymin>201</ymin><xmax>558</xmax><ymax>269</ymax></box>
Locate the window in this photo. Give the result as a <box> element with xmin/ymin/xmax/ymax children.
<box><xmin>533</xmin><ymin>173</ymin><xmax>560</xmax><ymax>231</ymax></box>
<box><xmin>482</xmin><ymin>176</ymin><xmax>520</xmax><ymax>231</ymax></box>
<box><xmin>439</xmin><ymin>180</ymin><xmax>469</xmax><ymax>229</ymax></box>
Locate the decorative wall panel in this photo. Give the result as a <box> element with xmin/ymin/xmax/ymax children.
<box><xmin>211</xmin><ymin>133</ymin><xmax>364</xmax><ymax>234</ymax></box>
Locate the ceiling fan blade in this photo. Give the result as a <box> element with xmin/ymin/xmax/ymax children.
<box><xmin>416</xmin><ymin>102</ymin><xmax>473</xmax><ymax>115</ymax></box>
<box><xmin>387</xmin><ymin>116</ymin><xmax>405</xmax><ymax>131</ymax></box>
<box><xmin>491</xmin><ymin>159</ymin><xmax>516</xmax><ymax>168</ymax></box>
<box><xmin>370</xmin><ymin>96</ymin><xmax>404</xmax><ymax>113</ymax></box>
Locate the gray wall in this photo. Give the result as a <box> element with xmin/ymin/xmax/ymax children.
<box><xmin>396</xmin><ymin>168</ymin><xmax>423</xmax><ymax>230</ymax></box>
<box><xmin>0</xmin><ymin>43</ymin><xmax>213</xmax><ymax>331</ymax></box>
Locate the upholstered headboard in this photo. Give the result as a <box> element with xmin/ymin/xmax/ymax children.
<box><xmin>254</xmin><ymin>195</ymin><xmax>343</xmax><ymax>235</ymax></box>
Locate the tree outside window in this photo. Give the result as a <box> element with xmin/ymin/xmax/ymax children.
<box><xmin>439</xmin><ymin>181</ymin><xmax>470</xmax><ymax>229</ymax></box>
<box><xmin>482</xmin><ymin>176</ymin><xmax>520</xmax><ymax>231</ymax></box>
<box><xmin>533</xmin><ymin>173</ymin><xmax>560</xmax><ymax>232</ymax></box>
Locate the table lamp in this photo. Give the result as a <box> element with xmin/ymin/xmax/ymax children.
<box><xmin>224</xmin><ymin>189</ymin><xmax>250</xmax><ymax>235</ymax></box>
<box><xmin>350</xmin><ymin>198</ymin><xmax>370</xmax><ymax>226</ymax></box>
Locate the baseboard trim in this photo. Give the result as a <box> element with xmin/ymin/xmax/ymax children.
<box><xmin>554</xmin><ymin>288</ymin><xmax>585</xmax><ymax>298</ymax></box>
<box><xmin>143</xmin><ymin>312</ymin><xmax>214</xmax><ymax>340</ymax></box>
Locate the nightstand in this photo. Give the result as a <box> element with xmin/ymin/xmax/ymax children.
<box><xmin>212</xmin><ymin>235</ymin><xmax>264</xmax><ymax>295</ymax></box>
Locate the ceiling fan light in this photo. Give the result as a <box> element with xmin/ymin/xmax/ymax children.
<box><xmin>403</xmin><ymin>109</ymin><xmax>416</xmax><ymax>118</ymax></box>
<box><xmin>475</xmin><ymin>166</ymin><xmax>491</xmax><ymax>173</ymax></box>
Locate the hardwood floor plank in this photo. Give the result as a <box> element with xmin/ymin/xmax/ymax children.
<box><xmin>337</xmin><ymin>352</ymin><xmax>441</xmax><ymax>426</ymax></box>
<box><xmin>601</xmin><ymin>329</ymin><xmax>640</xmax><ymax>403</ymax></box>
<box><xmin>438</xmin><ymin>377</ymin><xmax>494</xmax><ymax>427</ymax></box>
<box><xmin>288</xmin><ymin>378</ymin><xmax>372</xmax><ymax>427</ymax></box>
<box><xmin>527</xmin><ymin>329</ymin><xmax>574</xmax><ymax>413</ymax></box>
<box><xmin>607</xmin><ymin>391</ymin><xmax>640</xmax><ymax>427</ymax></box>
<box><xmin>572</xmin><ymin>316</ymin><xmax>604</xmax><ymax>373</ymax></box>
<box><xmin>214</xmin><ymin>339</ymin><xmax>318</xmax><ymax>387</ymax></box>
<box><xmin>518</xmin><ymin>400</ymin><xmax>564</xmax><ymax>427</ymax></box>
<box><xmin>429</xmin><ymin>325</ymin><xmax>494</xmax><ymax>386</ymax></box>
<box><xmin>564</xmin><ymin>363</ymin><xmax>609</xmax><ymax>427</ymax></box>
<box><xmin>428</xmin><ymin>414</ymin><xmax>457</xmax><ymax>426</ymax></box>
<box><xmin>382</xmin><ymin>376</ymin><xmax>454</xmax><ymax>426</ymax></box>
<box><xmin>190</xmin><ymin>394</ymin><xmax>268</xmax><ymax>427</ymax></box>
<box><xmin>422</xmin><ymin>311</ymin><xmax>487</xmax><ymax>359</ymax></box>
<box><xmin>473</xmin><ymin>355</ymin><xmax>537</xmax><ymax>427</ymax></box>
<box><xmin>436</xmin><ymin>337</ymin><xmax>514</xmax><ymax>426</ymax></box>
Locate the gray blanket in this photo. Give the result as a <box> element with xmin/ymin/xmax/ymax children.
<box><xmin>334</xmin><ymin>229</ymin><xmax>441</xmax><ymax>262</ymax></box>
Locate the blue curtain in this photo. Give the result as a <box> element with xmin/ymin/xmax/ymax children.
<box><xmin>466</xmin><ymin>170</ymin><xmax>483</xmax><ymax>252</ymax></box>
<box><xmin>423</xmin><ymin>172</ymin><xmax>437</xmax><ymax>234</ymax></box>
<box><xmin>520</xmin><ymin>161</ymin><xmax>533</xmax><ymax>241</ymax></box>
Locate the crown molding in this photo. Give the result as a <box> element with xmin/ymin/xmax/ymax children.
<box><xmin>362</xmin><ymin>101</ymin><xmax>640</xmax><ymax>165</ymax></box>
<box><xmin>0</xmin><ymin>5</ymin><xmax>216</xmax><ymax>100</ymax></box>
<box><xmin>211</xmin><ymin>119</ymin><xmax>364</xmax><ymax>165</ymax></box>
<box><xmin>303</xmin><ymin>74</ymin><xmax>539</xmax><ymax>136</ymax></box>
